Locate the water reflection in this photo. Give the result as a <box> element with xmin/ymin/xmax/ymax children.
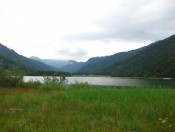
<box><xmin>24</xmin><ymin>76</ymin><xmax>175</xmax><ymax>87</ymax></box>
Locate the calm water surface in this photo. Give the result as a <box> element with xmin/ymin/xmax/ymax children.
<box><xmin>24</xmin><ymin>76</ymin><xmax>175</xmax><ymax>87</ymax></box>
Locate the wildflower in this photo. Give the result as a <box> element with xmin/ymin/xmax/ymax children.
<box><xmin>161</xmin><ymin>119</ymin><xmax>167</xmax><ymax>123</ymax></box>
<box><xmin>158</xmin><ymin>117</ymin><xmax>168</xmax><ymax>124</ymax></box>
<box><xmin>161</xmin><ymin>118</ymin><xmax>168</xmax><ymax>124</ymax></box>
<box><xmin>158</xmin><ymin>118</ymin><xmax>162</xmax><ymax>121</ymax></box>
<box><xmin>169</xmin><ymin>125</ymin><xmax>172</xmax><ymax>128</ymax></box>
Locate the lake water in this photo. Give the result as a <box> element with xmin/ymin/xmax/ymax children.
<box><xmin>24</xmin><ymin>76</ymin><xmax>175</xmax><ymax>87</ymax></box>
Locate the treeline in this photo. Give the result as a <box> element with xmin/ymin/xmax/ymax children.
<box><xmin>106</xmin><ymin>35</ymin><xmax>175</xmax><ymax>78</ymax></box>
<box><xmin>77</xmin><ymin>34</ymin><xmax>175</xmax><ymax>78</ymax></box>
<box><xmin>0</xmin><ymin>59</ymin><xmax>71</xmax><ymax>87</ymax></box>
<box><xmin>29</xmin><ymin>71</ymin><xmax>71</xmax><ymax>76</ymax></box>
<box><xmin>0</xmin><ymin>61</ymin><xmax>24</xmax><ymax>87</ymax></box>
<box><xmin>0</xmin><ymin>43</ymin><xmax>58</xmax><ymax>72</ymax></box>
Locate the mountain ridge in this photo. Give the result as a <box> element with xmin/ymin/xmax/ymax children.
<box><xmin>76</xmin><ymin>34</ymin><xmax>175</xmax><ymax>77</ymax></box>
<box><xmin>58</xmin><ymin>61</ymin><xmax>84</xmax><ymax>73</ymax></box>
<box><xmin>30</xmin><ymin>57</ymin><xmax>84</xmax><ymax>73</ymax></box>
<box><xmin>30</xmin><ymin>56</ymin><xmax>68</xmax><ymax>69</ymax></box>
<box><xmin>1</xmin><ymin>34</ymin><xmax>175</xmax><ymax>77</ymax></box>
<box><xmin>0</xmin><ymin>44</ymin><xmax>58</xmax><ymax>73</ymax></box>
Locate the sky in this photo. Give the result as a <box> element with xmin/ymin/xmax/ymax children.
<box><xmin>0</xmin><ymin>0</ymin><xmax>175</xmax><ymax>61</ymax></box>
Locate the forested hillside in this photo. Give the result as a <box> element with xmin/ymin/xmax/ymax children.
<box><xmin>77</xmin><ymin>47</ymin><xmax>145</xmax><ymax>74</ymax></box>
<box><xmin>77</xmin><ymin>34</ymin><xmax>175</xmax><ymax>77</ymax></box>
<box><xmin>1</xmin><ymin>34</ymin><xmax>174</xmax><ymax>77</ymax></box>
<box><xmin>106</xmin><ymin>35</ymin><xmax>175</xmax><ymax>77</ymax></box>
<box><xmin>30</xmin><ymin>57</ymin><xmax>84</xmax><ymax>73</ymax></box>
<box><xmin>59</xmin><ymin>61</ymin><xmax>84</xmax><ymax>73</ymax></box>
<box><xmin>30</xmin><ymin>56</ymin><xmax>68</xmax><ymax>68</ymax></box>
<box><xmin>0</xmin><ymin>43</ymin><xmax>57</xmax><ymax>73</ymax></box>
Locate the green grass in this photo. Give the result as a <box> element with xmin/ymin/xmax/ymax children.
<box><xmin>0</xmin><ymin>85</ymin><xmax>175</xmax><ymax>131</ymax></box>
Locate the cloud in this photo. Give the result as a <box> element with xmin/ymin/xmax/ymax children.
<box><xmin>55</xmin><ymin>48</ymin><xmax>88</xmax><ymax>61</ymax></box>
<box><xmin>0</xmin><ymin>0</ymin><xmax>174</xmax><ymax>61</ymax></box>
<box><xmin>63</xmin><ymin>0</ymin><xmax>175</xmax><ymax>41</ymax></box>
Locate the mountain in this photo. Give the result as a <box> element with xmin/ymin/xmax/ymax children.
<box><xmin>58</xmin><ymin>60</ymin><xmax>84</xmax><ymax>73</ymax></box>
<box><xmin>30</xmin><ymin>56</ymin><xmax>68</xmax><ymax>69</ymax></box>
<box><xmin>0</xmin><ymin>43</ymin><xmax>58</xmax><ymax>73</ymax></box>
<box><xmin>77</xmin><ymin>48</ymin><xmax>144</xmax><ymax>74</ymax></box>
<box><xmin>77</xmin><ymin>34</ymin><xmax>175</xmax><ymax>78</ymax></box>
<box><xmin>66</xmin><ymin>60</ymin><xmax>77</xmax><ymax>65</ymax></box>
<box><xmin>30</xmin><ymin>57</ymin><xmax>85</xmax><ymax>73</ymax></box>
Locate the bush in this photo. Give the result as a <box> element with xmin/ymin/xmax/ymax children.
<box><xmin>40</xmin><ymin>75</ymin><xmax>67</xmax><ymax>91</ymax></box>
<box><xmin>19</xmin><ymin>80</ymin><xmax>41</xmax><ymax>89</ymax></box>
<box><xmin>43</xmin><ymin>75</ymin><xmax>67</xmax><ymax>85</ymax></box>
<box><xmin>0</xmin><ymin>63</ymin><xmax>24</xmax><ymax>87</ymax></box>
<box><xmin>0</xmin><ymin>74</ymin><xmax>23</xmax><ymax>87</ymax></box>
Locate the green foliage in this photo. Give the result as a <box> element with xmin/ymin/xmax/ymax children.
<box><xmin>77</xmin><ymin>34</ymin><xmax>175</xmax><ymax>78</ymax></box>
<box><xmin>20</xmin><ymin>80</ymin><xmax>41</xmax><ymax>89</ymax></box>
<box><xmin>0</xmin><ymin>60</ymin><xmax>68</xmax><ymax>89</ymax></box>
<box><xmin>40</xmin><ymin>83</ymin><xmax>65</xmax><ymax>91</ymax></box>
<box><xmin>0</xmin><ymin>74</ymin><xmax>23</xmax><ymax>87</ymax></box>
<box><xmin>43</xmin><ymin>75</ymin><xmax>67</xmax><ymax>85</ymax></box>
<box><xmin>0</xmin><ymin>61</ymin><xmax>24</xmax><ymax>87</ymax></box>
<box><xmin>0</xmin><ymin>87</ymin><xmax>175</xmax><ymax>131</ymax></box>
<box><xmin>41</xmin><ymin>75</ymin><xmax>67</xmax><ymax>91</ymax></box>
<box><xmin>77</xmin><ymin>51</ymin><xmax>140</xmax><ymax>75</ymax></box>
<box><xmin>30</xmin><ymin>70</ymin><xmax>71</xmax><ymax>76</ymax></box>
<box><xmin>0</xmin><ymin>43</ymin><xmax>58</xmax><ymax>74</ymax></box>
<box><xmin>107</xmin><ymin>35</ymin><xmax>175</xmax><ymax>77</ymax></box>
<box><xmin>59</xmin><ymin>61</ymin><xmax>84</xmax><ymax>73</ymax></box>
<box><xmin>70</xmin><ymin>82</ymin><xmax>90</xmax><ymax>89</ymax></box>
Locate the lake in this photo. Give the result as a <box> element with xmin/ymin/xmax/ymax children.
<box><xmin>24</xmin><ymin>76</ymin><xmax>175</xmax><ymax>87</ymax></box>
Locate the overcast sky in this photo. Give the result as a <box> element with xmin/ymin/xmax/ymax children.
<box><xmin>0</xmin><ymin>0</ymin><xmax>175</xmax><ymax>61</ymax></box>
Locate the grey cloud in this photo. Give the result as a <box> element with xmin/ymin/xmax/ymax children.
<box><xmin>63</xmin><ymin>0</ymin><xmax>175</xmax><ymax>42</ymax></box>
<box><xmin>55</xmin><ymin>48</ymin><xmax>88</xmax><ymax>61</ymax></box>
<box><xmin>101</xmin><ymin>0</ymin><xmax>175</xmax><ymax>40</ymax></box>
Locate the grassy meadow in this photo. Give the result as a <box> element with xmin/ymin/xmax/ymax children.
<box><xmin>0</xmin><ymin>83</ymin><xmax>175</xmax><ymax>132</ymax></box>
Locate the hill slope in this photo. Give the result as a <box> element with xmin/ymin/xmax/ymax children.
<box><xmin>30</xmin><ymin>56</ymin><xmax>68</xmax><ymax>69</ymax></box>
<box><xmin>58</xmin><ymin>60</ymin><xmax>84</xmax><ymax>73</ymax></box>
<box><xmin>106</xmin><ymin>35</ymin><xmax>175</xmax><ymax>77</ymax></box>
<box><xmin>77</xmin><ymin>48</ymin><xmax>144</xmax><ymax>74</ymax></box>
<box><xmin>77</xmin><ymin>35</ymin><xmax>175</xmax><ymax>77</ymax></box>
<box><xmin>0</xmin><ymin>43</ymin><xmax>57</xmax><ymax>73</ymax></box>
<box><xmin>30</xmin><ymin>57</ymin><xmax>84</xmax><ymax>73</ymax></box>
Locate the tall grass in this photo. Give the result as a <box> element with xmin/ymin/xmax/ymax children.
<box><xmin>0</xmin><ymin>85</ymin><xmax>175</xmax><ymax>131</ymax></box>
<box><xmin>0</xmin><ymin>64</ymin><xmax>24</xmax><ymax>87</ymax></box>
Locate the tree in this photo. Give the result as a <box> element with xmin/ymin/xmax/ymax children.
<box><xmin>0</xmin><ymin>60</ymin><xmax>24</xmax><ymax>87</ymax></box>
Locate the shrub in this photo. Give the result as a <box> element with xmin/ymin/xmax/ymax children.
<box><xmin>43</xmin><ymin>75</ymin><xmax>67</xmax><ymax>85</ymax></box>
<box><xmin>0</xmin><ymin>63</ymin><xmax>24</xmax><ymax>87</ymax></box>
<box><xmin>19</xmin><ymin>80</ymin><xmax>41</xmax><ymax>89</ymax></box>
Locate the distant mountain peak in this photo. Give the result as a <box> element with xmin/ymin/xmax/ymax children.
<box><xmin>30</xmin><ymin>56</ymin><xmax>69</xmax><ymax>68</ymax></box>
<box><xmin>77</xmin><ymin>34</ymin><xmax>175</xmax><ymax>77</ymax></box>
<box><xmin>0</xmin><ymin>43</ymin><xmax>58</xmax><ymax>73</ymax></box>
<box><xmin>67</xmin><ymin>60</ymin><xmax>77</xmax><ymax>65</ymax></box>
<box><xmin>30</xmin><ymin>56</ymin><xmax>41</xmax><ymax>60</ymax></box>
